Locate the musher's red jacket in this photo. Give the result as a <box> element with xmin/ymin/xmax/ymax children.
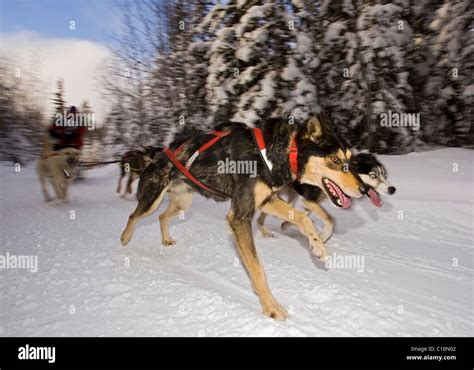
<box><xmin>48</xmin><ymin>124</ymin><xmax>86</xmax><ymax>151</ymax></box>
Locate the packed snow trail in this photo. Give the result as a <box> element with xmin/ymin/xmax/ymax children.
<box><xmin>0</xmin><ymin>148</ymin><xmax>472</xmax><ymax>336</ymax></box>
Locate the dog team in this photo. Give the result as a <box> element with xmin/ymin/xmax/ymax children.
<box><xmin>38</xmin><ymin>107</ymin><xmax>396</xmax><ymax>320</ymax></box>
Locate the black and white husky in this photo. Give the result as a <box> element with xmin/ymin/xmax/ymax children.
<box><xmin>352</xmin><ymin>152</ymin><xmax>396</xmax><ymax>195</ymax></box>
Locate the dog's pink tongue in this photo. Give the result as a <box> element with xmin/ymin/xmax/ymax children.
<box><xmin>328</xmin><ymin>181</ymin><xmax>351</xmax><ymax>209</ymax></box>
<box><xmin>367</xmin><ymin>188</ymin><xmax>383</xmax><ymax>207</ymax></box>
<box><xmin>340</xmin><ymin>192</ymin><xmax>351</xmax><ymax>209</ymax></box>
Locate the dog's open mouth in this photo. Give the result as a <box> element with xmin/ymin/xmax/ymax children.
<box><xmin>322</xmin><ymin>177</ymin><xmax>351</xmax><ymax>209</ymax></box>
<box><xmin>367</xmin><ymin>187</ymin><xmax>383</xmax><ymax>207</ymax></box>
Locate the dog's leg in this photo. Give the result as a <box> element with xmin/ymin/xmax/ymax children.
<box><xmin>159</xmin><ymin>188</ymin><xmax>193</xmax><ymax>246</ymax></box>
<box><xmin>281</xmin><ymin>210</ymin><xmax>310</xmax><ymax>232</ymax></box>
<box><xmin>261</xmin><ymin>197</ymin><xmax>328</xmax><ymax>260</ymax></box>
<box><xmin>256</xmin><ymin>212</ymin><xmax>274</xmax><ymax>238</ymax></box>
<box><xmin>51</xmin><ymin>174</ymin><xmax>65</xmax><ymax>200</ymax></box>
<box><xmin>279</xmin><ymin>189</ymin><xmax>301</xmax><ymax>232</ymax></box>
<box><xmin>120</xmin><ymin>184</ymin><xmax>169</xmax><ymax>246</ymax></box>
<box><xmin>62</xmin><ymin>176</ymin><xmax>76</xmax><ymax>202</ymax></box>
<box><xmin>38</xmin><ymin>172</ymin><xmax>53</xmax><ymax>202</ymax></box>
<box><xmin>126</xmin><ymin>172</ymin><xmax>138</xmax><ymax>195</ymax></box>
<box><xmin>60</xmin><ymin>180</ymin><xmax>71</xmax><ymax>202</ymax></box>
<box><xmin>47</xmin><ymin>157</ymin><xmax>66</xmax><ymax>200</ymax></box>
<box><xmin>302</xmin><ymin>199</ymin><xmax>334</xmax><ymax>242</ymax></box>
<box><xmin>116</xmin><ymin>169</ymin><xmax>125</xmax><ymax>194</ymax></box>
<box><xmin>227</xmin><ymin>210</ymin><xmax>288</xmax><ymax>320</ymax></box>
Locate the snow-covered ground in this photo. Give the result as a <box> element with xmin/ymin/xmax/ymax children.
<box><xmin>0</xmin><ymin>148</ymin><xmax>472</xmax><ymax>336</ymax></box>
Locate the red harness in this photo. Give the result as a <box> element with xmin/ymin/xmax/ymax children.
<box><xmin>163</xmin><ymin>128</ymin><xmax>298</xmax><ymax>196</ymax></box>
<box><xmin>289</xmin><ymin>135</ymin><xmax>298</xmax><ymax>175</ymax></box>
<box><xmin>163</xmin><ymin>131</ymin><xmax>230</xmax><ymax>196</ymax></box>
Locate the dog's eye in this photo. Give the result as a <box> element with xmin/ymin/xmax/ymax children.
<box><xmin>330</xmin><ymin>156</ymin><xmax>341</xmax><ymax>164</ymax></box>
<box><xmin>369</xmin><ymin>173</ymin><xmax>376</xmax><ymax>179</ymax></box>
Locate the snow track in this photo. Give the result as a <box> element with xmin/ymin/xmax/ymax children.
<box><xmin>1</xmin><ymin>148</ymin><xmax>472</xmax><ymax>336</ymax></box>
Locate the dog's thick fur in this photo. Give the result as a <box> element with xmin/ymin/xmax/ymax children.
<box><xmin>116</xmin><ymin>146</ymin><xmax>162</xmax><ymax>196</ymax></box>
<box><xmin>37</xmin><ymin>147</ymin><xmax>81</xmax><ymax>202</ymax></box>
<box><xmin>120</xmin><ymin>115</ymin><xmax>369</xmax><ymax>320</ymax></box>
<box><xmin>257</xmin><ymin>153</ymin><xmax>396</xmax><ymax>241</ymax></box>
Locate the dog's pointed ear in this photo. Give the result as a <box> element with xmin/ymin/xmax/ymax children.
<box><xmin>302</xmin><ymin>116</ymin><xmax>324</xmax><ymax>142</ymax></box>
<box><xmin>319</xmin><ymin>112</ymin><xmax>340</xmax><ymax>136</ymax></box>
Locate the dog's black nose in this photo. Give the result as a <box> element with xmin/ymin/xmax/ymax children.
<box><xmin>388</xmin><ymin>186</ymin><xmax>396</xmax><ymax>195</ymax></box>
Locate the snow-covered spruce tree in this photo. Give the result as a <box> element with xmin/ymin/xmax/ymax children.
<box><xmin>282</xmin><ymin>0</ymin><xmax>321</xmax><ymax>121</ymax></box>
<box><xmin>426</xmin><ymin>0</ymin><xmax>473</xmax><ymax>146</ymax></box>
<box><xmin>306</xmin><ymin>1</ymin><xmax>415</xmax><ymax>153</ymax></box>
<box><xmin>128</xmin><ymin>81</ymin><xmax>151</xmax><ymax>147</ymax></box>
<box><xmin>148</xmin><ymin>0</ymin><xmax>214</xmax><ymax>144</ymax></box>
<box><xmin>103</xmin><ymin>0</ymin><xmax>176</xmax><ymax>151</ymax></box>
<box><xmin>0</xmin><ymin>58</ymin><xmax>45</xmax><ymax>163</ymax></box>
<box><xmin>405</xmin><ymin>0</ymin><xmax>443</xmax><ymax>148</ymax></box>
<box><xmin>305</xmin><ymin>0</ymin><xmax>364</xmax><ymax>145</ymax></box>
<box><xmin>183</xmin><ymin>0</ymin><xmax>216</xmax><ymax>132</ymax></box>
<box><xmin>356</xmin><ymin>1</ymin><xmax>416</xmax><ymax>153</ymax></box>
<box><xmin>79</xmin><ymin>100</ymin><xmax>107</xmax><ymax>162</ymax></box>
<box><xmin>204</xmin><ymin>0</ymin><xmax>319</xmax><ymax>127</ymax></box>
<box><xmin>104</xmin><ymin>95</ymin><xmax>131</xmax><ymax>157</ymax></box>
<box><xmin>51</xmin><ymin>79</ymin><xmax>66</xmax><ymax>117</ymax></box>
<box><xmin>148</xmin><ymin>54</ymin><xmax>178</xmax><ymax>145</ymax></box>
<box><xmin>0</xmin><ymin>61</ymin><xmax>21</xmax><ymax>163</ymax></box>
<box><xmin>163</xmin><ymin>1</ymin><xmax>191</xmax><ymax>138</ymax></box>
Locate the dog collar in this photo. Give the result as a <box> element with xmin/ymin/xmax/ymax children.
<box><xmin>252</xmin><ymin>127</ymin><xmax>298</xmax><ymax>177</ymax></box>
<box><xmin>289</xmin><ymin>134</ymin><xmax>298</xmax><ymax>176</ymax></box>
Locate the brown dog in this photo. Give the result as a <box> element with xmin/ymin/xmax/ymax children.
<box><xmin>120</xmin><ymin>115</ymin><xmax>369</xmax><ymax>320</ymax></box>
<box><xmin>37</xmin><ymin>147</ymin><xmax>81</xmax><ymax>202</ymax></box>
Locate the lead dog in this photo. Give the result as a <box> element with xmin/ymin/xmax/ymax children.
<box><xmin>257</xmin><ymin>152</ymin><xmax>396</xmax><ymax>241</ymax></box>
<box><xmin>120</xmin><ymin>115</ymin><xmax>372</xmax><ymax>320</ymax></box>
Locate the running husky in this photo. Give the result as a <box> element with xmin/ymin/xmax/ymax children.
<box><xmin>120</xmin><ymin>115</ymin><xmax>375</xmax><ymax>320</ymax></box>
<box><xmin>116</xmin><ymin>146</ymin><xmax>162</xmax><ymax>196</ymax></box>
<box><xmin>37</xmin><ymin>147</ymin><xmax>81</xmax><ymax>202</ymax></box>
<box><xmin>257</xmin><ymin>152</ymin><xmax>396</xmax><ymax>241</ymax></box>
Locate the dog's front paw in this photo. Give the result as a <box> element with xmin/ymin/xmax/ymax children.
<box><xmin>257</xmin><ymin>224</ymin><xmax>274</xmax><ymax>238</ymax></box>
<box><xmin>310</xmin><ymin>237</ymin><xmax>329</xmax><ymax>261</ymax></box>
<box><xmin>261</xmin><ymin>229</ymin><xmax>275</xmax><ymax>238</ymax></box>
<box><xmin>162</xmin><ymin>238</ymin><xmax>176</xmax><ymax>246</ymax></box>
<box><xmin>120</xmin><ymin>231</ymin><xmax>131</xmax><ymax>246</ymax></box>
<box><xmin>263</xmin><ymin>301</ymin><xmax>289</xmax><ymax>321</ymax></box>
